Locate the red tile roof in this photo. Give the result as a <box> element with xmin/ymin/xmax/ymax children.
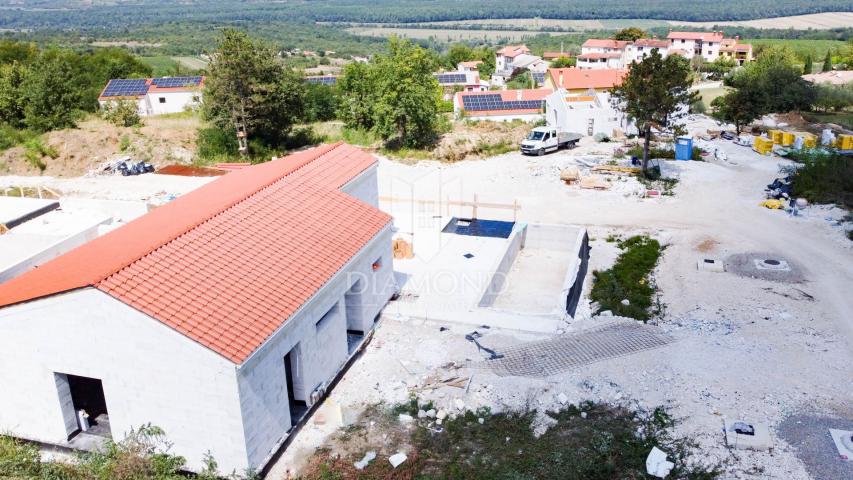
<box><xmin>543</xmin><ymin>51</ymin><xmax>571</xmax><ymax>60</ymax></box>
<box><xmin>578</xmin><ymin>52</ymin><xmax>622</xmax><ymax>60</ymax></box>
<box><xmin>496</xmin><ymin>45</ymin><xmax>530</xmax><ymax>57</ymax></box>
<box><xmin>582</xmin><ymin>39</ymin><xmax>630</xmax><ymax>50</ymax></box>
<box><xmin>633</xmin><ymin>38</ymin><xmax>671</xmax><ymax>49</ymax></box>
<box><xmin>547</xmin><ymin>68</ymin><xmax>627</xmax><ymax>90</ymax></box>
<box><xmin>0</xmin><ymin>143</ymin><xmax>391</xmax><ymax>363</ymax></box>
<box><xmin>667</xmin><ymin>31</ymin><xmax>725</xmax><ymax>42</ymax></box>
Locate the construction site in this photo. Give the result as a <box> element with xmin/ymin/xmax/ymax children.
<box><xmin>0</xmin><ymin>113</ymin><xmax>851</xmax><ymax>479</ymax></box>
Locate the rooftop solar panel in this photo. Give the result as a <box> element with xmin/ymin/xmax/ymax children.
<box><xmin>305</xmin><ymin>76</ymin><xmax>338</xmax><ymax>85</ymax></box>
<box><xmin>101</xmin><ymin>79</ymin><xmax>149</xmax><ymax>98</ymax></box>
<box><xmin>151</xmin><ymin>76</ymin><xmax>203</xmax><ymax>88</ymax></box>
<box><xmin>436</xmin><ymin>73</ymin><xmax>467</xmax><ymax>84</ymax></box>
<box><xmin>461</xmin><ymin>93</ymin><xmax>544</xmax><ymax>112</ymax></box>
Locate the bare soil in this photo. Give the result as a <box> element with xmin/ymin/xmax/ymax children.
<box><xmin>0</xmin><ymin>115</ymin><xmax>200</xmax><ymax>177</ymax></box>
<box><xmin>432</xmin><ymin>121</ymin><xmax>531</xmax><ymax>162</ymax></box>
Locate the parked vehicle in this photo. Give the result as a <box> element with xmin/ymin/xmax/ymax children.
<box><xmin>521</xmin><ymin>127</ymin><xmax>582</xmax><ymax>156</ymax></box>
<box><xmin>721</xmin><ymin>131</ymin><xmax>735</xmax><ymax>140</ymax></box>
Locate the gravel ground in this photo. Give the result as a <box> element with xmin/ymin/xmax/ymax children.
<box><xmin>777</xmin><ymin>413</ymin><xmax>853</xmax><ymax>480</ymax></box>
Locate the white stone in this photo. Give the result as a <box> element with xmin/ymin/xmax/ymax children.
<box><xmin>646</xmin><ymin>447</ymin><xmax>675</xmax><ymax>478</ymax></box>
<box><xmin>455</xmin><ymin>399</ymin><xmax>466</xmax><ymax>411</ymax></box>
<box><xmin>557</xmin><ymin>393</ymin><xmax>569</xmax><ymax>405</ymax></box>
<box><xmin>621</xmin><ymin>299</ymin><xmax>630</xmax><ymax>306</ymax></box>
<box><xmin>417</xmin><ymin>409</ymin><xmax>427</xmax><ymax>418</ymax></box>
<box><xmin>354</xmin><ymin>451</ymin><xmax>376</xmax><ymax>470</ymax></box>
<box><xmin>426</xmin><ymin>409</ymin><xmax>437</xmax><ymax>418</ymax></box>
<box><xmin>389</xmin><ymin>452</ymin><xmax>407</xmax><ymax>468</ymax></box>
<box><xmin>580</xmin><ymin>412</ymin><xmax>588</xmax><ymax>419</ymax></box>
<box><xmin>436</xmin><ymin>409</ymin><xmax>448</xmax><ymax>420</ymax></box>
<box><xmin>478</xmin><ymin>418</ymin><xmax>485</xmax><ymax>424</ymax></box>
<box><xmin>398</xmin><ymin>414</ymin><xmax>414</xmax><ymax>424</ymax></box>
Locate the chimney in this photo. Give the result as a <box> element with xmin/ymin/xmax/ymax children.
<box><xmin>559</xmin><ymin>71</ymin><xmax>564</xmax><ymax>86</ymax></box>
<box><xmin>516</xmin><ymin>90</ymin><xmax>522</xmax><ymax>100</ymax></box>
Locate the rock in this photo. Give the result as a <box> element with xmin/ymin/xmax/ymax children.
<box><xmin>398</xmin><ymin>414</ymin><xmax>413</xmax><ymax>424</ymax></box>
<box><xmin>436</xmin><ymin>418</ymin><xmax>443</xmax><ymax>425</ymax></box>
<box><xmin>389</xmin><ymin>452</ymin><xmax>407</xmax><ymax>468</ymax></box>
<box><xmin>580</xmin><ymin>412</ymin><xmax>588</xmax><ymax>419</ymax></box>
<box><xmin>436</xmin><ymin>409</ymin><xmax>448</xmax><ymax>420</ymax></box>
<box><xmin>600</xmin><ymin>310</ymin><xmax>613</xmax><ymax>317</ymax></box>
<box><xmin>557</xmin><ymin>393</ymin><xmax>569</xmax><ymax>405</ymax></box>
<box><xmin>417</xmin><ymin>409</ymin><xmax>427</xmax><ymax>418</ymax></box>
<box><xmin>621</xmin><ymin>299</ymin><xmax>630</xmax><ymax>306</ymax></box>
<box><xmin>478</xmin><ymin>417</ymin><xmax>485</xmax><ymax>424</ymax></box>
<box><xmin>646</xmin><ymin>447</ymin><xmax>675</xmax><ymax>478</ymax></box>
<box><xmin>426</xmin><ymin>409</ymin><xmax>437</xmax><ymax>418</ymax></box>
<box><xmin>455</xmin><ymin>399</ymin><xmax>466</xmax><ymax>411</ymax></box>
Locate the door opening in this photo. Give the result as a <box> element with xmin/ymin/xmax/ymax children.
<box><xmin>284</xmin><ymin>348</ymin><xmax>307</xmax><ymax>429</ymax></box>
<box><xmin>65</xmin><ymin>374</ymin><xmax>111</xmax><ymax>438</ymax></box>
<box><xmin>345</xmin><ymin>280</ymin><xmax>365</xmax><ymax>353</ymax></box>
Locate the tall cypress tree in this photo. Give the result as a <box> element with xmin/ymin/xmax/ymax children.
<box><xmin>822</xmin><ymin>51</ymin><xmax>832</xmax><ymax>72</ymax></box>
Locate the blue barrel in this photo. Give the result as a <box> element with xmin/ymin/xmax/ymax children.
<box><xmin>675</xmin><ymin>136</ymin><xmax>693</xmax><ymax>161</ymax></box>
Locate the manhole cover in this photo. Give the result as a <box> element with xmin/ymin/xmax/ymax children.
<box><xmin>754</xmin><ymin>258</ymin><xmax>791</xmax><ymax>271</ymax></box>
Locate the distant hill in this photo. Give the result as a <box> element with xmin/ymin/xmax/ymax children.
<box><xmin>0</xmin><ymin>0</ymin><xmax>851</xmax><ymax>29</ymax></box>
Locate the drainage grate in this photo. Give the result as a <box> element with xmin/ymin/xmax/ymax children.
<box><xmin>471</xmin><ymin>321</ymin><xmax>674</xmax><ymax>377</ymax></box>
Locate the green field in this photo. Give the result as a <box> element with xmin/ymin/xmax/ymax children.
<box><xmin>139</xmin><ymin>55</ymin><xmax>180</xmax><ymax>76</ymax></box>
<box><xmin>745</xmin><ymin>39</ymin><xmax>847</xmax><ymax>62</ymax></box>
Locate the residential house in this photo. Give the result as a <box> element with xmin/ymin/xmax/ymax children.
<box><xmin>495</xmin><ymin>44</ymin><xmax>531</xmax><ymax>72</ymax></box>
<box><xmin>0</xmin><ymin>143</ymin><xmax>396</xmax><ymax>474</ymax></box>
<box><xmin>493</xmin><ymin>45</ymin><xmax>545</xmax><ymax>86</ymax></box>
<box><xmin>545</xmin><ymin>88</ymin><xmax>637</xmax><ymax>137</ymax></box>
<box><xmin>625</xmin><ymin>38</ymin><xmax>672</xmax><ymax>63</ymax></box>
<box><xmin>543</xmin><ymin>68</ymin><xmax>627</xmax><ymax>94</ymax></box>
<box><xmin>454</xmin><ymin>89</ymin><xmax>552</xmax><ymax>122</ymax></box>
<box><xmin>578</xmin><ymin>39</ymin><xmax>630</xmax><ymax>69</ymax></box>
<box><xmin>98</xmin><ymin>76</ymin><xmax>204</xmax><ymax>116</ymax></box>
<box><xmin>719</xmin><ymin>38</ymin><xmax>754</xmax><ymax>65</ymax></box>
<box><xmin>458</xmin><ymin>60</ymin><xmax>483</xmax><ymax>72</ymax></box>
<box><xmin>435</xmin><ymin>71</ymin><xmax>489</xmax><ymax>100</ymax></box>
<box><xmin>666</xmin><ymin>31</ymin><xmax>725</xmax><ymax>62</ymax></box>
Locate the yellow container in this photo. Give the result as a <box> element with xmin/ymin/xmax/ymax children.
<box><xmin>781</xmin><ymin>132</ymin><xmax>795</xmax><ymax>146</ymax></box>
<box><xmin>768</xmin><ymin>129</ymin><xmax>784</xmax><ymax>145</ymax></box>
<box><xmin>798</xmin><ymin>132</ymin><xmax>817</xmax><ymax>148</ymax></box>
<box><xmin>838</xmin><ymin>134</ymin><xmax>853</xmax><ymax>150</ymax></box>
<box><xmin>753</xmin><ymin>136</ymin><xmax>773</xmax><ymax>155</ymax></box>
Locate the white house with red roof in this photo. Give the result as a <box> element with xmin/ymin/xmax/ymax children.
<box><xmin>625</xmin><ymin>38</ymin><xmax>672</xmax><ymax>64</ymax></box>
<box><xmin>98</xmin><ymin>76</ymin><xmax>204</xmax><ymax>116</ymax></box>
<box><xmin>666</xmin><ymin>31</ymin><xmax>726</xmax><ymax>62</ymax></box>
<box><xmin>0</xmin><ymin>143</ymin><xmax>396</xmax><ymax>473</ymax></box>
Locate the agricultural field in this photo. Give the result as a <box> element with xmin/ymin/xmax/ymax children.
<box><xmin>346</xmin><ymin>26</ymin><xmax>563</xmax><ymax>42</ymax></box>
<box><xmin>173</xmin><ymin>56</ymin><xmax>208</xmax><ymax>70</ymax></box>
<box><xmin>746</xmin><ymin>39</ymin><xmax>848</xmax><ymax>63</ymax></box>
<box><xmin>668</xmin><ymin>11</ymin><xmax>853</xmax><ymax>29</ymax></box>
<box><xmin>140</xmin><ymin>56</ymin><xmax>207</xmax><ymax>76</ymax></box>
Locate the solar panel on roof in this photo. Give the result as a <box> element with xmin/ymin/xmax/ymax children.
<box><xmin>436</xmin><ymin>73</ymin><xmax>467</xmax><ymax>85</ymax></box>
<box><xmin>461</xmin><ymin>93</ymin><xmax>543</xmax><ymax>112</ymax></box>
<box><xmin>101</xmin><ymin>79</ymin><xmax>149</xmax><ymax>97</ymax></box>
<box><xmin>305</xmin><ymin>76</ymin><xmax>337</xmax><ymax>85</ymax></box>
<box><xmin>151</xmin><ymin>76</ymin><xmax>203</xmax><ymax>88</ymax></box>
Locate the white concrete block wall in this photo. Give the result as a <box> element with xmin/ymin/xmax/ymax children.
<box><xmin>0</xmin><ymin>289</ymin><xmax>248</xmax><ymax>472</ymax></box>
<box><xmin>146</xmin><ymin>91</ymin><xmax>202</xmax><ymax>116</ymax></box>
<box><xmin>342</xmin><ymin>166</ymin><xmax>380</xmax><ymax>208</ymax></box>
<box><xmin>235</xmin><ymin>225</ymin><xmax>395</xmax><ymax>470</ymax></box>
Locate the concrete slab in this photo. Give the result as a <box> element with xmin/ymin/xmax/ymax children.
<box><xmin>0</xmin><ymin>197</ymin><xmax>59</xmax><ymax>229</ymax></box>
<box><xmin>697</xmin><ymin>258</ymin><xmax>725</xmax><ymax>272</ymax></box>
<box><xmin>725</xmin><ymin>420</ymin><xmax>773</xmax><ymax>451</ymax></box>
<box><xmin>829</xmin><ymin>429</ymin><xmax>853</xmax><ymax>461</ymax></box>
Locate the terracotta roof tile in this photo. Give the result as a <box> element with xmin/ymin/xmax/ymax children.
<box><xmin>0</xmin><ymin>143</ymin><xmax>390</xmax><ymax>364</ymax></box>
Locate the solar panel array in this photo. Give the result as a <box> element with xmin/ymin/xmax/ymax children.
<box><xmin>305</xmin><ymin>76</ymin><xmax>338</xmax><ymax>85</ymax></box>
<box><xmin>151</xmin><ymin>76</ymin><xmax>203</xmax><ymax>88</ymax></box>
<box><xmin>461</xmin><ymin>93</ymin><xmax>544</xmax><ymax>112</ymax></box>
<box><xmin>436</xmin><ymin>73</ymin><xmax>467</xmax><ymax>84</ymax></box>
<box><xmin>101</xmin><ymin>79</ymin><xmax>149</xmax><ymax>97</ymax></box>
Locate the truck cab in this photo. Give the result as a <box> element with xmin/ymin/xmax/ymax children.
<box><xmin>521</xmin><ymin>127</ymin><xmax>580</xmax><ymax>156</ymax></box>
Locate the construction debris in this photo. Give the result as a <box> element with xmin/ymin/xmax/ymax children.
<box><xmin>392</xmin><ymin>238</ymin><xmax>414</xmax><ymax>259</ymax></box>
<box><xmin>353</xmin><ymin>451</ymin><xmax>376</xmax><ymax>470</ymax></box>
<box><xmin>388</xmin><ymin>452</ymin><xmax>407</xmax><ymax>468</ymax></box>
<box><xmin>579</xmin><ymin>175</ymin><xmax>610</xmax><ymax>190</ymax></box>
<box><xmin>645</xmin><ymin>447</ymin><xmax>675</xmax><ymax>478</ymax></box>
<box><xmin>725</xmin><ymin>420</ymin><xmax>773</xmax><ymax>451</ymax></box>
<box><xmin>559</xmin><ymin>166</ymin><xmax>580</xmax><ymax>184</ymax></box>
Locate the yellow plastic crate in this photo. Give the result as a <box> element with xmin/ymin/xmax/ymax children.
<box><xmin>798</xmin><ymin>132</ymin><xmax>817</xmax><ymax>149</ymax></box>
<box><xmin>781</xmin><ymin>132</ymin><xmax>795</xmax><ymax>146</ymax></box>
<box><xmin>768</xmin><ymin>129</ymin><xmax>784</xmax><ymax>145</ymax></box>
<box><xmin>753</xmin><ymin>137</ymin><xmax>774</xmax><ymax>155</ymax></box>
<box><xmin>838</xmin><ymin>134</ymin><xmax>853</xmax><ymax>150</ymax></box>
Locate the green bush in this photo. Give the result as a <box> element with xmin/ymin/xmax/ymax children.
<box><xmin>102</xmin><ymin>100</ymin><xmax>142</xmax><ymax>127</ymax></box>
<box><xmin>788</xmin><ymin>149</ymin><xmax>853</xmax><ymax>209</ymax></box>
<box><xmin>196</xmin><ymin>125</ymin><xmax>239</xmax><ymax>162</ymax></box>
<box><xmin>590</xmin><ymin>235</ymin><xmax>662</xmax><ymax>321</ymax></box>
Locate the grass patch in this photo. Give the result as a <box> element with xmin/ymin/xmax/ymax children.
<box><xmin>22</xmin><ymin>136</ymin><xmax>59</xmax><ymax>172</ymax></box>
<box><xmin>745</xmin><ymin>39</ymin><xmax>846</xmax><ymax>65</ymax></box>
<box><xmin>0</xmin><ymin>124</ymin><xmax>39</xmax><ymax>152</ymax></box>
<box><xmin>300</xmin><ymin>402</ymin><xmax>719</xmax><ymax>479</ymax></box>
<box><xmin>802</xmin><ymin>111</ymin><xmax>853</xmax><ymax>130</ymax></box>
<box><xmin>590</xmin><ymin>235</ymin><xmax>663</xmax><ymax>321</ymax></box>
<box><xmin>139</xmin><ymin>55</ymin><xmax>181</xmax><ymax>76</ymax></box>
<box><xmin>787</xmin><ymin>149</ymin><xmax>853</xmax><ymax>209</ymax></box>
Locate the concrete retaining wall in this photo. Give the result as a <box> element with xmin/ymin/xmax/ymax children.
<box><xmin>477</xmin><ymin>223</ymin><xmax>527</xmax><ymax>308</ymax></box>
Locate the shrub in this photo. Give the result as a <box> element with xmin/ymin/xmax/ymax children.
<box><xmin>590</xmin><ymin>235</ymin><xmax>662</xmax><ymax>321</ymax></box>
<box><xmin>789</xmin><ymin>149</ymin><xmax>853</xmax><ymax>209</ymax></box>
<box><xmin>196</xmin><ymin>125</ymin><xmax>239</xmax><ymax>161</ymax></box>
<box><xmin>102</xmin><ymin>100</ymin><xmax>141</xmax><ymax>127</ymax></box>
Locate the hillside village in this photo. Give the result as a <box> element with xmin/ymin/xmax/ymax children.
<box><xmin>0</xmin><ymin>11</ymin><xmax>852</xmax><ymax>480</ymax></box>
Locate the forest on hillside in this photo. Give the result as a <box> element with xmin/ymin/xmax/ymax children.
<box><xmin>0</xmin><ymin>0</ymin><xmax>851</xmax><ymax>29</ymax></box>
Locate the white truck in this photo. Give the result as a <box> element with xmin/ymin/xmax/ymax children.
<box><xmin>520</xmin><ymin>127</ymin><xmax>582</xmax><ymax>156</ymax></box>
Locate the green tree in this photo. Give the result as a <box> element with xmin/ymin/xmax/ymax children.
<box><xmin>0</xmin><ymin>62</ymin><xmax>28</xmax><ymax>127</ymax></box>
<box><xmin>339</xmin><ymin>38</ymin><xmax>441</xmax><ymax>148</ymax></box>
<box><xmin>0</xmin><ymin>40</ymin><xmax>37</xmax><ymax>65</ymax></box>
<box><xmin>701</xmin><ymin>57</ymin><xmax>737</xmax><ymax>80</ymax></box>
<box><xmin>22</xmin><ymin>50</ymin><xmax>82</xmax><ymax>132</ymax></box>
<box><xmin>203</xmin><ymin>29</ymin><xmax>304</xmax><ymax>155</ymax></box>
<box><xmin>550</xmin><ymin>56</ymin><xmax>576</xmax><ymax>68</ymax></box>
<box><xmin>445</xmin><ymin>44</ymin><xmax>475</xmax><ymax>69</ymax></box>
<box><xmin>727</xmin><ymin>46</ymin><xmax>816</xmax><ymax>114</ymax></box>
<box><xmin>611</xmin><ymin>50</ymin><xmax>696</xmax><ymax>175</ymax></box>
<box><xmin>371</xmin><ymin>38</ymin><xmax>441</xmax><ymax>147</ymax></box>
<box><xmin>102</xmin><ymin>99</ymin><xmax>142</xmax><ymax>127</ymax></box>
<box><xmin>822</xmin><ymin>50</ymin><xmax>832</xmax><ymax>72</ymax></box>
<box><xmin>803</xmin><ymin>54</ymin><xmax>813</xmax><ymax>75</ymax></box>
<box><xmin>711</xmin><ymin>87</ymin><xmax>762</xmax><ymax>134</ymax></box>
<box><xmin>303</xmin><ymin>82</ymin><xmax>340</xmax><ymax>122</ymax></box>
<box><xmin>613</xmin><ymin>27</ymin><xmax>646</xmax><ymax>42</ymax></box>
<box><xmin>337</xmin><ymin>61</ymin><xmax>376</xmax><ymax>130</ymax></box>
